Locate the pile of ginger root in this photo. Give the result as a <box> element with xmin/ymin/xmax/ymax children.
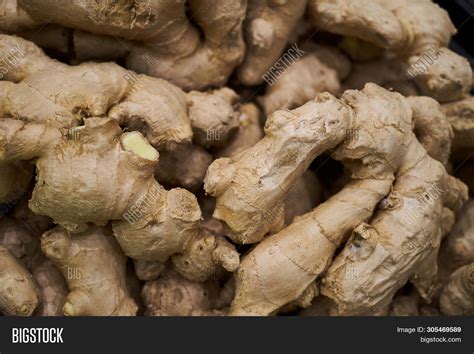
<box><xmin>0</xmin><ymin>0</ymin><xmax>473</xmax><ymax>317</ymax></box>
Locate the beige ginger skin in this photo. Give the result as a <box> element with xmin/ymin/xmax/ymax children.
<box><xmin>308</xmin><ymin>0</ymin><xmax>472</xmax><ymax>102</ymax></box>
<box><xmin>260</xmin><ymin>47</ymin><xmax>343</xmax><ymax>116</ymax></box>
<box><xmin>0</xmin><ymin>117</ymin><xmax>238</xmax><ymax>282</ymax></box>
<box><xmin>0</xmin><ymin>2</ymin><xmax>471</xmax><ymax>319</ymax></box>
<box><xmin>260</xmin><ymin>44</ymin><xmax>351</xmax><ymax>116</ymax></box>
<box><xmin>141</xmin><ymin>269</ymin><xmax>223</xmax><ymax>316</ymax></box>
<box><xmin>41</xmin><ymin>226</ymin><xmax>138</xmax><ymax>316</ymax></box>
<box><xmin>214</xmin><ymin>103</ymin><xmax>263</xmax><ymax>159</ymax></box>
<box><xmin>12</xmin><ymin>0</ymin><xmax>246</xmax><ymax>91</ymax></box>
<box><xmin>0</xmin><ymin>245</ymin><xmax>39</xmax><ymax>315</ymax></box>
<box><xmin>0</xmin><ymin>217</ymin><xmax>67</xmax><ymax>316</ymax></box>
<box><xmin>229</xmin><ymin>84</ymin><xmax>467</xmax><ymax>316</ymax></box>
<box><xmin>0</xmin><ymin>34</ymin><xmax>245</xmax><ymax>191</ymax></box>
<box><xmin>142</xmin><ymin>269</ymin><xmax>221</xmax><ymax>316</ymax></box>
<box><xmin>237</xmin><ymin>0</ymin><xmax>308</xmax><ymax>86</ymax></box>
<box><xmin>204</xmin><ymin>93</ymin><xmax>353</xmax><ymax>244</ymax></box>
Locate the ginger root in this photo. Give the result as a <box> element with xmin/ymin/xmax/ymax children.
<box><xmin>204</xmin><ymin>93</ymin><xmax>353</xmax><ymax>244</ymax></box>
<box><xmin>134</xmin><ymin>260</ymin><xmax>167</xmax><ymax>282</ymax></box>
<box><xmin>12</xmin><ymin>0</ymin><xmax>246</xmax><ymax>90</ymax></box>
<box><xmin>214</xmin><ymin>103</ymin><xmax>263</xmax><ymax>159</ymax></box>
<box><xmin>41</xmin><ymin>226</ymin><xmax>138</xmax><ymax>316</ymax></box>
<box><xmin>142</xmin><ymin>269</ymin><xmax>221</xmax><ymax>316</ymax></box>
<box><xmin>442</xmin><ymin>96</ymin><xmax>474</xmax><ymax>161</ymax></box>
<box><xmin>0</xmin><ymin>245</ymin><xmax>39</xmax><ymax>315</ymax></box>
<box><xmin>308</xmin><ymin>0</ymin><xmax>472</xmax><ymax>101</ymax></box>
<box><xmin>438</xmin><ymin>200</ymin><xmax>474</xmax><ymax>283</ymax></box>
<box><xmin>0</xmin><ymin>217</ymin><xmax>67</xmax><ymax>316</ymax></box>
<box><xmin>229</xmin><ymin>84</ymin><xmax>466</xmax><ymax>315</ymax></box>
<box><xmin>439</xmin><ymin>263</ymin><xmax>474</xmax><ymax>315</ymax></box>
<box><xmin>343</xmin><ymin>58</ymin><xmax>418</xmax><ymax>97</ymax></box>
<box><xmin>0</xmin><ymin>117</ymin><xmax>238</xmax><ymax>281</ymax></box>
<box><xmin>259</xmin><ymin>45</ymin><xmax>349</xmax><ymax>116</ymax></box>
<box><xmin>0</xmin><ymin>2</ymin><xmax>471</xmax><ymax>319</ymax></box>
<box><xmin>237</xmin><ymin>0</ymin><xmax>308</xmax><ymax>86</ymax></box>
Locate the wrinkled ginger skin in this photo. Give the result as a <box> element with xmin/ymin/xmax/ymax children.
<box><xmin>126</xmin><ymin>0</ymin><xmax>247</xmax><ymax>90</ymax></box>
<box><xmin>230</xmin><ymin>84</ymin><xmax>466</xmax><ymax>316</ymax></box>
<box><xmin>0</xmin><ymin>118</ymin><xmax>215</xmax><ymax>278</ymax></box>
<box><xmin>205</xmin><ymin>94</ymin><xmax>353</xmax><ymax>244</ymax></box>
<box><xmin>112</xmin><ymin>184</ymin><xmax>202</xmax><ymax>262</ymax></box>
<box><xmin>0</xmin><ymin>115</ymin><xmax>238</xmax><ymax>281</ymax></box>
<box><xmin>108</xmin><ymin>74</ymin><xmax>193</xmax><ymax>150</ymax></box>
<box><xmin>408</xmin><ymin>96</ymin><xmax>453</xmax><ymax>166</ymax></box>
<box><xmin>0</xmin><ymin>245</ymin><xmax>39</xmax><ymax>315</ymax></box>
<box><xmin>260</xmin><ymin>50</ymin><xmax>341</xmax><ymax>116</ymax></box>
<box><xmin>0</xmin><ymin>34</ymin><xmax>241</xmax><ymax>194</ymax></box>
<box><xmin>0</xmin><ymin>118</ymin><xmax>158</xmax><ymax>230</ymax></box>
<box><xmin>172</xmin><ymin>229</ymin><xmax>240</xmax><ymax>282</ymax></box>
<box><xmin>142</xmin><ymin>269</ymin><xmax>220</xmax><ymax>316</ymax></box>
<box><xmin>321</xmin><ymin>100</ymin><xmax>467</xmax><ymax>315</ymax></box>
<box><xmin>41</xmin><ymin>226</ymin><xmax>138</xmax><ymax>316</ymax></box>
<box><xmin>0</xmin><ymin>34</ymin><xmax>231</xmax><ymax>153</ymax></box>
<box><xmin>0</xmin><ymin>34</ymin><xmax>130</xmax><ymax>127</ymax></box>
<box><xmin>440</xmin><ymin>263</ymin><xmax>474</xmax><ymax>315</ymax></box>
<box><xmin>237</xmin><ymin>0</ymin><xmax>308</xmax><ymax>86</ymax></box>
<box><xmin>260</xmin><ymin>44</ymin><xmax>351</xmax><ymax>116</ymax></box>
<box><xmin>308</xmin><ymin>0</ymin><xmax>472</xmax><ymax>102</ymax></box>
<box><xmin>18</xmin><ymin>0</ymin><xmax>182</xmax><ymax>41</ymax></box>
<box><xmin>187</xmin><ymin>87</ymin><xmax>240</xmax><ymax>148</ymax></box>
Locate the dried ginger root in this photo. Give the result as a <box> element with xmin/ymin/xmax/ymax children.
<box><xmin>0</xmin><ymin>117</ymin><xmax>238</xmax><ymax>282</ymax></box>
<box><xmin>308</xmin><ymin>0</ymin><xmax>472</xmax><ymax>102</ymax></box>
<box><xmin>228</xmin><ymin>84</ymin><xmax>467</xmax><ymax>315</ymax></box>
<box><xmin>7</xmin><ymin>0</ymin><xmax>246</xmax><ymax>90</ymax></box>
